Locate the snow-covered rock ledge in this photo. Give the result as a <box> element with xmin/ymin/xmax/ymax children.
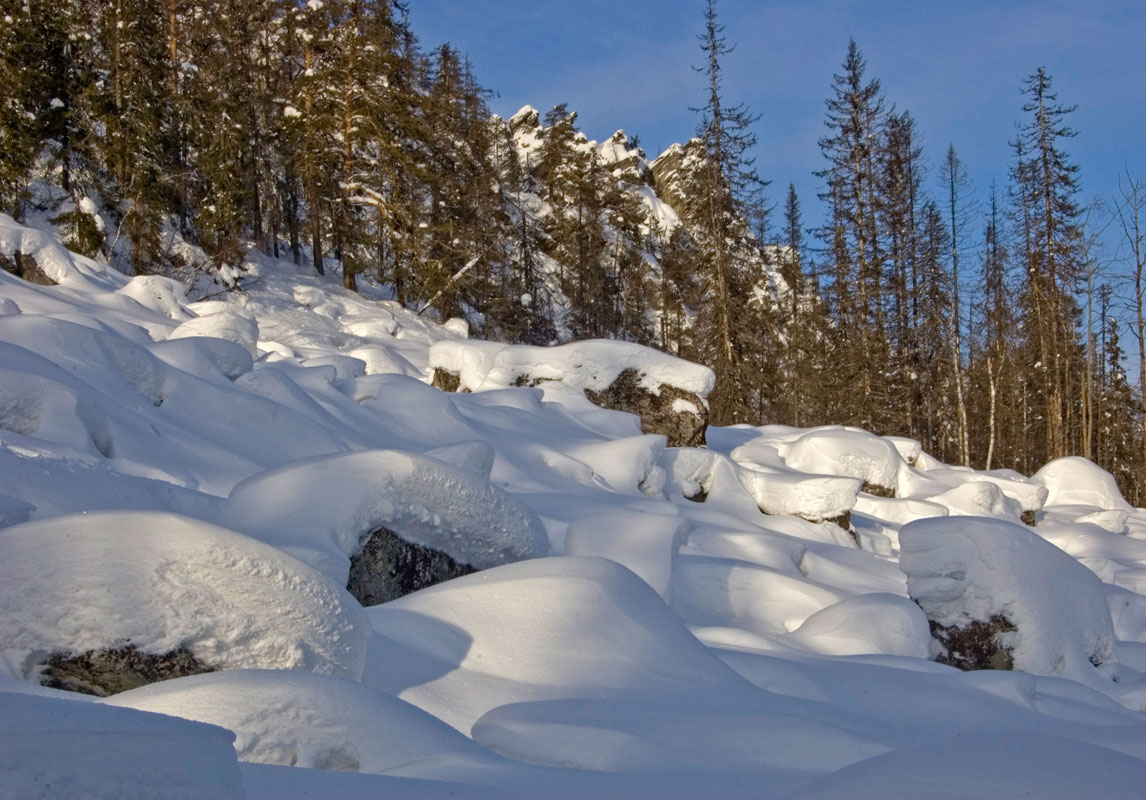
<box><xmin>428</xmin><ymin>339</ymin><xmax>715</xmax><ymax>447</ymax></box>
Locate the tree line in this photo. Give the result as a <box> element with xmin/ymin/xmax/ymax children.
<box><xmin>1</xmin><ymin>0</ymin><xmax>1143</xmax><ymax>501</ymax></box>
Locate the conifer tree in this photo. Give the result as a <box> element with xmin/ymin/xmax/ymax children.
<box><xmin>817</xmin><ymin>39</ymin><xmax>888</xmax><ymax>431</ymax></box>
<box><xmin>1011</xmin><ymin>67</ymin><xmax>1084</xmax><ymax>463</ymax></box>
<box><xmin>689</xmin><ymin>0</ymin><xmax>772</xmax><ymax>424</ymax></box>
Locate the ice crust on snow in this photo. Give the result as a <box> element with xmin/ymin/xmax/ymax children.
<box><xmin>428</xmin><ymin>338</ymin><xmax>715</xmax><ymax>397</ymax></box>
<box><xmin>0</xmin><ymin>511</ymin><xmax>369</xmax><ymax>683</ymax></box>
<box><xmin>900</xmin><ymin>516</ymin><xmax>1118</xmax><ymax>678</ymax></box>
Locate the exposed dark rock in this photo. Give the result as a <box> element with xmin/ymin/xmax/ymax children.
<box><xmin>430</xmin><ymin>368</ymin><xmax>463</xmax><ymax>393</ymax></box>
<box><xmin>37</xmin><ymin>645</ymin><xmax>215</xmax><ymax>697</ymax></box>
<box><xmin>585</xmin><ymin>368</ymin><xmax>708</xmax><ymax>448</ymax></box>
<box><xmin>347</xmin><ymin>525</ymin><xmax>476</xmax><ymax>607</ymax></box>
<box><xmin>862</xmin><ymin>481</ymin><xmax>896</xmax><ymax>499</ymax></box>
<box><xmin>929</xmin><ymin>614</ymin><xmax>1017</xmax><ymax>671</ymax></box>
<box><xmin>1022</xmin><ymin>509</ymin><xmax>1038</xmax><ymax>527</ymax></box>
<box><xmin>0</xmin><ymin>250</ymin><xmax>56</xmax><ymax>285</ymax></box>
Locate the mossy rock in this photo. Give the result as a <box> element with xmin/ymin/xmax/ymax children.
<box><xmin>38</xmin><ymin>645</ymin><xmax>215</xmax><ymax>697</ymax></box>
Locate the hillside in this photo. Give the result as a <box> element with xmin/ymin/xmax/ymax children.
<box><xmin>4</xmin><ymin>215</ymin><xmax>1146</xmax><ymax>797</ymax></box>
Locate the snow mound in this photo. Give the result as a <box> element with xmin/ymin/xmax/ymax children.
<box><xmin>1034</xmin><ymin>456</ymin><xmax>1134</xmax><ymax>512</ymax></box>
<box><xmin>0</xmin><ymin>511</ymin><xmax>369</xmax><ymax>683</ymax></box>
<box><xmin>782</xmin><ymin>428</ymin><xmax>905</xmax><ymax>494</ymax></box>
<box><xmin>116</xmin><ymin>275</ymin><xmax>194</xmax><ymax>321</ymax></box>
<box><xmin>428</xmin><ymin>338</ymin><xmax>715</xmax><ymax>397</ymax></box>
<box><xmin>103</xmin><ymin>670</ymin><xmax>500</xmax><ymax>775</ymax></box>
<box><xmin>221</xmin><ymin>449</ymin><xmax>549</xmax><ymax>582</ymax></box>
<box><xmin>735</xmin><ymin>462</ymin><xmax>861</xmax><ymax>522</ymax></box>
<box><xmin>899</xmin><ymin>516</ymin><xmax>1117</xmax><ymax>678</ymax></box>
<box><xmin>0</xmin><ymin>690</ymin><xmax>245</xmax><ymax>799</ymax></box>
<box><xmin>364</xmin><ymin>557</ymin><xmax>745</xmax><ymax>733</ymax></box>
<box><xmin>564</xmin><ymin>511</ymin><xmax>689</xmax><ymax>600</ymax></box>
<box><xmin>789</xmin><ymin>593</ymin><xmax>931</xmax><ymax>658</ymax></box>
<box><xmin>168</xmin><ymin>311</ymin><xmax>260</xmax><ymax>357</ymax></box>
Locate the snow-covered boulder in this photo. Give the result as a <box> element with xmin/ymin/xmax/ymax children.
<box><xmin>0</xmin><ymin>691</ymin><xmax>245</xmax><ymax>800</ymax></box>
<box><xmin>1033</xmin><ymin>456</ymin><xmax>1134</xmax><ymax>512</ymax></box>
<box><xmin>103</xmin><ymin>670</ymin><xmax>501</xmax><ymax>776</ymax></box>
<box><xmin>428</xmin><ymin>339</ymin><xmax>714</xmax><ymax>447</ymax></box>
<box><xmin>221</xmin><ymin>449</ymin><xmax>549</xmax><ymax>605</ymax></box>
<box><xmin>735</xmin><ymin>463</ymin><xmax>861</xmax><ymax>526</ymax></box>
<box><xmin>899</xmin><ymin>517</ymin><xmax>1117</xmax><ymax>678</ymax></box>
<box><xmin>783</xmin><ymin>428</ymin><xmax>905</xmax><ymax>496</ymax></box>
<box><xmin>789</xmin><ymin>593</ymin><xmax>931</xmax><ymax>658</ymax></box>
<box><xmin>0</xmin><ymin>511</ymin><xmax>369</xmax><ymax>694</ymax></box>
<box><xmin>167</xmin><ymin>310</ymin><xmax>259</xmax><ymax>357</ymax></box>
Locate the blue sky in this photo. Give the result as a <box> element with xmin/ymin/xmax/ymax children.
<box><xmin>411</xmin><ymin>1</ymin><xmax>1146</xmax><ymax>270</ymax></box>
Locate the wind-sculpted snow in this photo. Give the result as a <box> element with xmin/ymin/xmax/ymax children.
<box><xmin>6</xmin><ymin>215</ymin><xmax>1146</xmax><ymax>794</ymax></box>
<box><xmin>0</xmin><ymin>511</ymin><xmax>369</xmax><ymax>684</ymax></box>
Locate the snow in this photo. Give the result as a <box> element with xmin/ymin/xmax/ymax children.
<box><xmin>221</xmin><ymin>449</ymin><xmax>549</xmax><ymax>582</ymax></box>
<box><xmin>5</xmin><ymin>214</ymin><xmax>1146</xmax><ymax>793</ymax></box>
<box><xmin>1034</xmin><ymin>455</ymin><xmax>1135</xmax><ymax>512</ymax></box>
<box><xmin>0</xmin><ymin>690</ymin><xmax>245</xmax><ymax>799</ymax></box>
<box><xmin>900</xmin><ymin>516</ymin><xmax>1117</xmax><ymax>680</ymax></box>
<box><xmin>563</xmin><ymin>510</ymin><xmax>689</xmax><ymax>600</ymax></box>
<box><xmin>788</xmin><ymin>733</ymin><xmax>1146</xmax><ymax>800</ymax></box>
<box><xmin>428</xmin><ymin>338</ymin><xmax>715</xmax><ymax>397</ymax></box>
<box><xmin>782</xmin><ymin>427</ymin><xmax>905</xmax><ymax>493</ymax></box>
<box><xmin>104</xmin><ymin>670</ymin><xmax>502</xmax><ymax>776</ymax></box>
<box><xmin>168</xmin><ymin>309</ymin><xmax>260</xmax><ymax>357</ymax></box>
<box><xmin>0</xmin><ymin>511</ymin><xmax>369</xmax><ymax>682</ymax></box>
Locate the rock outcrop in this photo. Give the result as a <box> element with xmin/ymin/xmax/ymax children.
<box><xmin>585</xmin><ymin>368</ymin><xmax>707</xmax><ymax>448</ymax></box>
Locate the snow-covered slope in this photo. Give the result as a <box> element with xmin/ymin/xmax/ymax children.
<box><xmin>4</xmin><ymin>214</ymin><xmax>1146</xmax><ymax>796</ymax></box>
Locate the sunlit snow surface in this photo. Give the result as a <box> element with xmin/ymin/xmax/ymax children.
<box><xmin>4</xmin><ymin>213</ymin><xmax>1146</xmax><ymax>797</ymax></box>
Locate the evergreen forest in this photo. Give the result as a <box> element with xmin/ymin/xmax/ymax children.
<box><xmin>2</xmin><ymin>0</ymin><xmax>1144</xmax><ymax>501</ymax></box>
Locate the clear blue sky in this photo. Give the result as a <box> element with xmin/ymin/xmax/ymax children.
<box><xmin>411</xmin><ymin>0</ymin><xmax>1146</xmax><ymax>273</ymax></box>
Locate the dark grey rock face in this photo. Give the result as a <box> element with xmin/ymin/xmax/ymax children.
<box><xmin>0</xmin><ymin>250</ymin><xmax>56</xmax><ymax>285</ymax></box>
<box><xmin>929</xmin><ymin>614</ymin><xmax>1017</xmax><ymax>671</ymax></box>
<box><xmin>38</xmin><ymin>645</ymin><xmax>215</xmax><ymax>696</ymax></box>
<box><xmin>584</xmin><ymin>369</ymin><xmax>708</xmax><ymax>448</ymax></box>
<box><xmin>347</xmin><ymin>526</ymin><xmax>476</xmax><ymax>607</ymax></box>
